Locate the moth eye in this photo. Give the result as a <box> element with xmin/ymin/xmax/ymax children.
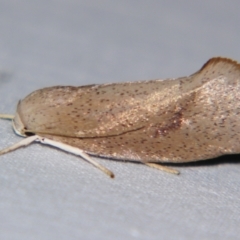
<box><xmin>25</xmin><ymin>132</ymin><xmax>35</xmax><ymax>137</ymax></box>
<box><xmin>24</xmin><ymin>128</ymin><xmax>35</xmax><ymax>136</ymax></box>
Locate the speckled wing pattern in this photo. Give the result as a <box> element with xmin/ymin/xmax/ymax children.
<box><xmin>17</xmin><ymin>57</ymin><xmax>240</xmax><ymax>163</ymax></box>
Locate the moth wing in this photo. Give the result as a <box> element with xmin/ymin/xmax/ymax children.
<box><xmin>36</xmin><ymin>57</ymin><xmax>240</xmax><ymax>163</ymax></box>
<box><xmin>17</xmin><ymin>80</ymin><xmax>182</xmax><ymax>137</ymax></box>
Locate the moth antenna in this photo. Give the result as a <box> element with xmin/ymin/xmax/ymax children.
<box><xmin>38</xmin><ymin>137</ymin><xmax>115</xmax><ymax>178</ymax></box>
<box><xmin>0</xmin><ymin>114</ymin><xmax>14</xmax><ymax>120</ymax></box>
<box><xmin>145</xmin><ymin>163</ymin><xmax>180</xmax><ymax>175</ymax></box>
<box><xmin>0</xmin><ymin>135</ymin><xmax>38</xmax><ymax>155</ymax></box>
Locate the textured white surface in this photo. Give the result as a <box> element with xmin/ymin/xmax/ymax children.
<box><xmin>0</xmin><ymin>1</ymin><xmax>240</xmax><ymax>239</ymax></box>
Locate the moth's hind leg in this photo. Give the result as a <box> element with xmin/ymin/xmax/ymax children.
<box><xmin>145</xmin><ymin>163</ymin><xmax>180</xmax><ymax>175</ymax></box>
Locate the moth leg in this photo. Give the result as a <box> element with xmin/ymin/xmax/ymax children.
<box><xmin>37</xmin><ymin>136</ymin><xmax>114</xmax><ymax>178</ymax></box>
<box><xmin>145</xmin><ymin>163</ymin><xmax>180</xmax><ymax>175</ymax></box>
<box><xmin>0</xmin><ymin>135</ymin><xmax>39</xmax><ymax>155</ymax></box>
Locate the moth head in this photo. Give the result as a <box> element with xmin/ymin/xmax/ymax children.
<box><xmin>12</xmin><ymin>101</ymin><xmax>32</xmax><ymax>137</ymax></box>
<box><xmin>12</xmin><ymin>111</ymin><xmax>27</xmax><ymax>137</ymax></box>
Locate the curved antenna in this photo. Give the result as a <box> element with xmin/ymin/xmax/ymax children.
<box><xmin>0</xmin><ymin>114</ymin><xmax>14</xmax><ymax>120</ymax></box>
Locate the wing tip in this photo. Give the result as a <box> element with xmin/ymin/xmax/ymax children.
<box><xmin>198</xmin><ymin>57</ymin><xmax>240</xmax><ymax>73</ymax></box>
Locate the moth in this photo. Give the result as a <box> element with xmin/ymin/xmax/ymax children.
<box><xmin>0</xmin><ymin>57</ymin><xmax>240</xmax><ymax>178</ymax></box>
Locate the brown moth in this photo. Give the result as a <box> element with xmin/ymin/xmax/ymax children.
<box><xmin>0</xmin><ymin>57</ymin><xmax>240</xmax><ymax>178</ymax></box>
